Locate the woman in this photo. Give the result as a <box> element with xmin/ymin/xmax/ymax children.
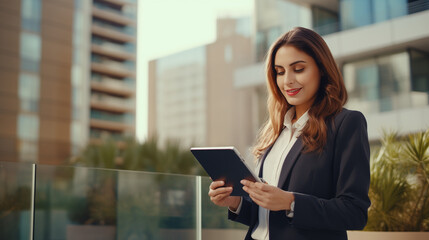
<box><xmin>208</xmin><ymin>27</ymin><xmax>370</xmax><ymax>240</ymax></box>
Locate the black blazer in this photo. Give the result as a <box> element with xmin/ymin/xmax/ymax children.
<box><xmin>228</xmin><ymin>109</ymin><xmax>371</xmax><ymax>240</ymax></box>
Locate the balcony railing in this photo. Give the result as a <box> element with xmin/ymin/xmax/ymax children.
<box><xmin>92</xmin><ymin>5</ymin><xmax>136</xmax><ymax>26</ymax></box>
<box><xmin>0</xmin><ymin>161</ymin><xmax>246</xmax><ymax>240</ymax></box>
<box><xmin>408</xmin><ymin>0</ymin><xmax>429</xmax><ymax>14</ymax></box>
<box><xmin>91</xmin><ymin>92</ymin><xmax>135</xmax><ymax>109</ymax></box>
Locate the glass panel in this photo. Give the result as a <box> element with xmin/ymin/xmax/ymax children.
<box><xmin>410</xmin><ymin>49</ymin><xmax>429</xmax><ymax>106</ymax></box>
<box><xmin>19</xmin><ymin>73</ymin><xmax>40</xmax><ymax>112</ymax></box>
<box><xmin>18</xmin><ymin>140</ymin><xmax>38</xmax><ymax>162</ymax></box>
<box><xmin>18</xmin><ymin>114</ymin><xmax>39</xmax><ymax>141</ymax></box>
<box><xmin>201</xmin><ymin>177</ymin><xmax>247</xmax><ymax>240</ymax></box>
<box><xmin>90</xmin><ymin>109</ymin><xmax>134</xmax><ymax>125</ymax></box>
<box><xmin>33</xmin><ymin>165</ymin><xmax>197</xmax><ymax>240</ymax></box>
<box><xmin>340</xmin><ymin>0</ymin><xmax>372</xmax><ymax>30</ymax></box>
<box><xmin>373</xmin><ymin>0</ymin><xmax>407</xmax><ymax>23</ymax></box>
<box><xmin>312</xmin><ymin>6</ymin><xmax>339</xmax><ymax>35</ymax></box>
<box><xmin>0</xmin><ymin>161</ymin><xmax>33</xmax><ymax>240</ymax></box>
<box><xmin>21</xmin><ymin>0</ymin><xmax>41</xmax><ymax>32</ymax></box>
<box><xmin>20</xmin><ymin>32</ymin><xmax>41</xmax><ymax>72</ymax></box>
<box><xmin>344</xmin><ymin>51</ymin><xmax>413</xmax><ymax>114</ymax></box>
<box><xmin>117</xmin><ymin>171</ymin><xmax>196</xmax><ymax>239</ymax></box>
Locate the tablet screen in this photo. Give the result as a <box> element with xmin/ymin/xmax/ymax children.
<box><xmin>191</xmin><ymin>147</ymin><xmax>261</xmax><ymax>196</ymax></box>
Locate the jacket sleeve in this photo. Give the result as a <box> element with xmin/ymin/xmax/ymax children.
<box><xmin>228</xmin><ymin>196</ymin><xmax>253</xmax><ymax>226</ymax></box>
<box><xmin>291</xmin><ymin>110</ymin><xmax>371</xmax><ymax>230</ymax></box>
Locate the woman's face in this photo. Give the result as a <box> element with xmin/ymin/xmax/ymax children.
<box><xmin>274</xmin><ymin>45</ymin><xmax>321</xmax><ymax>114</ymax></box>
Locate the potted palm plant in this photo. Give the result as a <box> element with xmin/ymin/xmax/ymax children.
<box><xmin>348</xmin><ymin>129</ymin><xmax>429</xmax><ymax>240</ymax></box>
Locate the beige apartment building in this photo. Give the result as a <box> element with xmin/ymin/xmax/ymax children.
<box><xmin>0</xmin><ymin>0</ymin><xmax>137</xmax><ymax>164</ymax></box>
<box><xmin>148</xmin><ymin>18</ymin><xmax>255</xmax><ymax>154</ymax></box>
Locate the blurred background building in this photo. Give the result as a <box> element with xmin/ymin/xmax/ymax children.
<box><xmin>148</xmin><ymin>0</ymin><xmax>429</xmax><ymax>162</ymax></box>
<box><xmin>0</xmin><ymin>0</ymin><xmax>138</xmax><ymax>164</ymax></box>
<box><xmin>1</xmin><ymin>0</ymin><xmax>429</xmax><ymax>163</ymax></box>
<box><xmin>148</xmin><ymin>18</ymin><xmax>254</xmax><ymax>151</ymax></box>
<box><xmin>237</xmin><ymin>0</ymin><xmax>429</xmax><ymax>153</ymax></box>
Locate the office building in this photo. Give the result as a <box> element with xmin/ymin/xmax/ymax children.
<box><xmin>148</xmin><ymin>18</ymin><xmax>254</xmax><ymax>151</ymax></box>
<box><xmin>0</xmin><ymin>0</ymin><xmax>138</xmax><ymax>164</ymax></box>
<box><xmin>235</xmin><ymin>0</ymin><xmax>429</xmax><ymax>150</ymax></box>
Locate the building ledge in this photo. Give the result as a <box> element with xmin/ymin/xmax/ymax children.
<box><xmin>91</xmin><ymin>44</ymin><xmax>135</xmax><ymax>61</ymax></box>
<box><xmin>90</xmin><ymin>118</ymin><xmax>134</xmax><ymax>132</ymax></box>
<box><xmin>92</xmin><ymin>6</ymin><xmax>136</xmax><ymax>26</ymax></box>
<box><xmin>92</xmin><ymin>24</ymin><xmax>135</xmax><ymax>43</ymax></box>
<box><xmin>91</xmin><ymin>62</ymin><xmax>135</xmax><ymax>78</ymax></box>
<box><xmin>324</xmin><ymin>10</ymin><xmax>429</xmax><ymax>64</ymax></box>
<box><xmin>95</xmin><ymin>0</ymin><xmax>136</xmax><ymax>7</ymax></box>
<box><xmin>91</xmin><ymin>81</ymin><xmax>134</xmax><ymax>97</ymax></box>
<box><xmin>91</xmin><ymin>100</ymin><xmax>134</xmax><ymax>113</ymax></box>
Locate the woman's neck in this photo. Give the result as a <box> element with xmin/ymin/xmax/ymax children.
<box><xmin>294</xmin><ymin>106</ymin><xmax>310</xmax><ymax>123</ymax></box>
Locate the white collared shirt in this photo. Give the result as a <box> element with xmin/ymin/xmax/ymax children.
<box><xmin>251</xmin><ymin>107</ymin><xmax>309</xmax><ymax>240</ymax></box>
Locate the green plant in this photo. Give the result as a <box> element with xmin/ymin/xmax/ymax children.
<box><xmin>72</xmin><ymin>135</ymin><xmax>206</xmax><ymax>176</ymax></box>
<box><xmin>68</xmin><ymin>135</ymin><xmax>206</xmax><ymax>226</ymax></box>
<box><xmin>366</xmin><ymin>129</ymin><xmax>429</xmax><ymax>231</ymax></box>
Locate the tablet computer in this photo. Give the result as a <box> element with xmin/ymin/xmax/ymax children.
<box><xmin>190</xmin><ymin>146</ymin><xmax>262</xmax><ymax>196</ymax></box>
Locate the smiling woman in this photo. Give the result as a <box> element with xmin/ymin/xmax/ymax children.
<box><xmin>208</xmin><ymin>27</ymin><xmax>370</xmax><ymax>240</ymax></box>
<box><xmin>274</xmin><ymin>46</ymin><xmax>321</xmax><ymax>121</ymax></box>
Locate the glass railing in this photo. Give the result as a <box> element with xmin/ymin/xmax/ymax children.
<box><xmin>91</xmin><ymin>73</ymin><xmax>135</xmax><ymax>89</ymax></box>
<box><xmin>93</xmin><ymin>2</ymin><xmax>136</xmax><ymax>22</ymax></box>
<box><xmin>0</xmin><ymin>161</ymin><xmax>246</xmax><ymax>240</ymax></box>
<box><xmin>92</xmin><ymin>18</ymin><xmax>136</xmax><ymax>36</ymax></box>
<box><xmin>90</xmin><ymin>92</ymin><xmax>135</xmax><ymax>110</ymax></box>
<box><xmin>0</xmin><ymin>161</ymin><xmax>33</xmax><ymax>240</ymax></box>
<box><xmin>92</xmin><ymin>36</ymin><xmax>136</xmax><ymax>53</ymax></box>
<box><xmin>90</xmin><ymin>109</ymin><xmax>135</xmax><ymax>125</ymax></box>
<box><xmin>89</xmin><ymin>129</ymin><xmax>133</xmax><ymax>141</ymax></box>
<box><xmin>91</xmin><ymin>76</ymin><xmax>135</xmax><ymax>91</ymax></box>
<box><xmin>93</xmin><ymin>2</ymin><xmax>137</xmax><ymax>19</ymax></box>
<box><xmin>91</xmin><ymin>55</ymin><xmax>135</xmax><ymax>72</ymax></box>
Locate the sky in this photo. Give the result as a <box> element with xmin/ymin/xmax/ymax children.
<box><xmin>136</xmin><ymin>0</ymin><xmax>254</xmax><ymax>141</ymax></box>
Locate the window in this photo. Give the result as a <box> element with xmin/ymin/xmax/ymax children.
<box><xmin>340</xmin><ymin>0</ymin><xmax>407</xmax><ymax>31</ymax></box>
<box><xmin>20</xmin><ymin>32</ymin><xmax>41</xmax><ymax>72</ymax></box>
<box><xmin>18</xmin><ymin>140</ymin><xmax>38</xmax><ymax>162</ymax></box>
<box><xmin>344</xmin><ymin>52</ymin><xmax>411</xmax><ymax>113</ymax></box>
<box><xmin>21</xmin><ymin>0</ymin><xmax>41</xmax><ymax>32</ymax></box>
<box><xmin>18</xmin><ymin>114</ymin><xmax>39</xmax><ymax>141</ymax></box>
<box><xmin>19</xmin><ymin>73</ymin><xmax>39</xmax><ymax>112</ymax></box>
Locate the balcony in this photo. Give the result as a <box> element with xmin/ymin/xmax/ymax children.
<box><xmin>91</xmin><ymin>24</ymin><xmax>135</xmax><ymax>43</ymax></box>
<box><xmin>91</xmin><ymin>62</ymin><xmax>135</xmax><ymax>79</ymax></box>
<box><xmin>90</xmin><ymin>118</ymin><xmax>133</xmax><ymax>132</ymax></box>
<box><xmin>92</xmin><ymin>5</ymin><xmax>136</xmax><ymax>26</ymax></box>
<box><xmin>0</xmin><ymin>161</ymin><xmax>246</xmax><ymax>239</ymax></box>
<box><xmin>95</xmin><ymin>0</ymin><xmax>136</xmax><ymax>8</ymax></box>
<box><xmin>91</xmin><ymin>80</ymin><xmax>134</xmax><ymax>97</ymax></box>
<box><xmin>91</xmin><ymin>43</ymin><xmax>135</xmax><ymax>61</ymax></box>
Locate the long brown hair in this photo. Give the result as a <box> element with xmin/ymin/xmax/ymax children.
<box><xmin>253</xmin><ymin>27</ymin><xmax>347</xmax><ymax>159</ymax></box>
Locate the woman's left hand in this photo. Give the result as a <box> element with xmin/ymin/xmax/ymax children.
<box><xmin>241</xmin><ymin>179</ymin><xmax>295</xmax><ymax>211</ymax></box>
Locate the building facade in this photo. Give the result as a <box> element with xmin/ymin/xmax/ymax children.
<box><xmin>148</xmin><ymin>18</ymin><xmax>254</xmax><ymax>152</ymax></box>
<box><xmin>0</xmin><ymin>0</ymin><xmax>137</xmax><ymax>164</ymax></box>
<box><xmin>236</xmin><ymin>0</ymin><xmax>429</xmax><ymax>150</ymax></box>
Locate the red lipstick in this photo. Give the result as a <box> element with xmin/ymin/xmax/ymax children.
<box><xmin>286</xmin><ymin>88</ymin><xmax>302</xmax><ymax>96</ymax></box>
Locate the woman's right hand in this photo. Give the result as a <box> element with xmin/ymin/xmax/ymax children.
<box><xmin>208</xmin><ymin>181</ymin><xmax>241</xmax><ymax>210</ymax></box>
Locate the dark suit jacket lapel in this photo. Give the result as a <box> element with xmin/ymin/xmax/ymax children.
<box><xmin>277</xmin><ymin>137</ymin><xmax>304</xmax><ymax>188</ymax></box>
<box><xmin>258</xmin><ymin>146</ymin><xmax>272</xmax><ymax>178</ymax></box>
